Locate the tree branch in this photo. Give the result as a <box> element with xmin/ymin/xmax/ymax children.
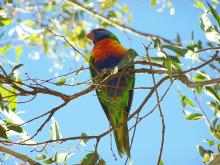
<box><xmin>0</xmin><ymin>145</ymin><xmax>40</xmax><ymax>165</ymax></box>
<box><xmin>68</xmin><ymin>0</ymin><xmax>175</xmax><ymax>44</ymax></box>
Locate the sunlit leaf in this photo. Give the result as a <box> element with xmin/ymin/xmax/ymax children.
<box><xmin>55</xmin><ymin>153</ymin><xmax>73</xmax><ymax>163</ymax></box>
<box><xmin>50</xmin><ymin>117</ymin><xmax>62</xmax><ymax>140</ymax></box>
<box><xmin>170</xmin><ymin>7</ymin><xmax>175</xmax><ymax>15</ymax></box>
<box><xmin>81</xmin><ymin>152</ymin><xmax>99</xmax><ymax>165</ymax></box>
<box><xmin>186</xmin><ymin>113</ymin><xmax>203</xmax><ymax>120</ymax></box>
<box><xmin>167</xmin><ymin>1</ymin><xmax>172</xmax><ymax>7</ymax></box>
<box><xmin>0</xmin><ymin>45</ymin><xmax>11</xmax><ymax>55</ymax></box>
<box><xmin>205</xmin><ymin>86</ymin><xmax>220</xmax><ymax>102</ymax></box>
<box><xmin>43</xmin><ymin>157</ymin><xmax>55</xmax><ymax>164</ymax></box>
<box><xmin>193</xmin><ymin>0</ymin><xmax>206</xmax><ymax>10</ymax></box>
<box><xmin>180</xmin><ymin>94</ymin><xmax>195</xmax><ymax>108</ymax></box>
<box><xmin>0</xmin><ymin>86</ymin><xmax>17</xmax><ymax>112</ymax></box>
<box><xmin>121</xmin><ymin>5</ymin><xmax>129</xmax><ymax>13</ymax></box>
<box><xmin>23</xmin><ymin>20</ymin><xmax>36</xmax><ymax>26</ymax></box>
<box><xmin>0</xmin><ymin>17</ymin><xmax>12</xmax><ymax>26</ymax></box>
<box><xmin>204</xmin><ymin>139</ymin><xmax>214</xmax><ymax>146</ymax></box>
<box><xmin>55</xmin><ymin>78</ymin><xmax>66</xmax><ymax>86</ymax></box>
<box><xmin>159</xmin><ymin>159</ymin><xmax>164</xmax><ymax>165</ymax></box>
<box><xmin>184</xmin><ymin>49</ymin><xmax>199</xmax><ymax>62</ymax></box>
<box><xmin>165</xmin><ymin>57</ymin><xmax>172</xmax><ymax>79</ymax></box>
<box><xmin>196</xmin><ymin>87</ymin><xmax>203</xmax><ymax>94</ymax></box>
<box><xmin>150</xmin><ymin>0</ymin><xmax>158</xmax><ymax>7</ymax></box>
<box><xmin>194</xmin><ymin>71</ymin><xmax>210</xmax><ymax>82</ymax></box>
<box><xmin>203</xmin><ymin>153</ymin><xmax>210</xmax><ymax>163</ymax></box>
<box><xmin>210</xmin><ymin>126</ymin><xmax>220</xmax><ymax>140</ymax></box>
<box><xmin>207</xmin><ymin>2</ymin><xmax>220</xmax><ymax>27</ymax></box>
<box><xmin>207</xmin><ymin>101</ymin><xmax>220</xmax><ymax>117</ymax></box>
<box><xmin>163</xmin><ymin>45</ymin><xmax>188</xmax><ymax>57</ymax></box>
<box><xmin>200</xmin><ymin>12</ymin><xmax>220</xmax><ymax>44</ymax></box>
<box><xmin>36</xmin><ymin>154</ymin><xmax>47</xmax><ymax>160</ymax></box>
<box><xmin>15</xmin><ymin>47</ymin><xmax>23</xmax><ymax>61</ymax></box>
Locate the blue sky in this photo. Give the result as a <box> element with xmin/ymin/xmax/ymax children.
<box><xmin>1</xmin><ymin>1</ymin><xmax>217</xmax><ymax>165</ymax></box>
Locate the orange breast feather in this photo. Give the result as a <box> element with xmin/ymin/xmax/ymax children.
<box><xmin>91</xmin><ymin>38</ymin><xmax>127</xmax><ymax>62</ymax></box>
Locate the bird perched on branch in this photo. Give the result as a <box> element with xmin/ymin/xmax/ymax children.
<box><xmin>87</xmin><ymin>28</ymin><xmax>136</xmax><ymax>157</ymax></box>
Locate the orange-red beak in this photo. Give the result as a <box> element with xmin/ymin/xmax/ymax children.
<box><xmin>87</xmin><ymin>32</ymin><xmax>94</xmax><ymax>40</ymax></box>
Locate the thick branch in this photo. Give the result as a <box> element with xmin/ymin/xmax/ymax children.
<box><xmin>179</xmin><ymin>76</ymin><xmax>220</xmax><ymax>88</ymax></box>
<box><xmin>0</xmin><ymin>146</ymin><xmax>40</xmax><ymax>165</ymax></box>
<box><xmin>68</xmin><ymin>0</ymin><xmax>174</xmax><ymax>44</ymax></box>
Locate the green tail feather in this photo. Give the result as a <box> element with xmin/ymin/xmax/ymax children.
<box><xmin>113</xmin><ymin>123</ymin><xmax>130</xmax><ymax>157</ymax></box>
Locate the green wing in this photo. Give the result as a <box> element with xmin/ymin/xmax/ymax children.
<box><xmin>89</xmin><ymin>49</ymin><xmax>136</xmax><ymax>157</ymax></box>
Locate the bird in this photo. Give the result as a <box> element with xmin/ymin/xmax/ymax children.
<box><xmin>87</xmin><ymin>28</ymin><xmax>136</xmax><ymax>157</ymax></box>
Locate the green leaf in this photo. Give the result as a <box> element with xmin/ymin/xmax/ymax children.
<box><xmin>170</xmin><ymin>7</ymin><xmax>175</xmax><ymax>16</ymax></box>
<box><xmin>207</xmin><ymin>2</ymin><xmax>220</xmax><ymax>27</ymax></box>
<box><xmin>204</xmin><ymin>139</ymin><xmax>214</xmax><ymax>146</ymax></box>
<box><xmin>0</xmin><ymin>45</ymin><xmax>11</xmax><ymax>55</ymax></box>
<box><xmin>7</xmin><ymin>123</ymin><xmax>23</xmax><ymax>133</ymax></box>
<box><xmin>15</xmin><ymin>47</ymin><xmax>23</xmax><ymax>61</ymax></box>
<box><xmin>154</xmin><ymin>38</ymin><xmax>162</xmax><ymax>48</ymax></box>
<box><xmin>23</xmin><ymin>20</ymin><xmax>36</xmax><ymax>26</ymax></box>
<box><xmin>205</xmin><ymin>86</ymin><xmax>220</xmax><ymax>102</ymax></box>
<box><xmin>0</xmin><ymin>125</ymin><xmax>8</xmax><ymax>139</ymax></box>
<box><xmin>121</xmin><ymin>5</ymin><xmax>129</xmax><ymax>13</ymax></box>
<box><xmin>80</xmin><ymin>132</ymin><xmax>89</xmax><ymax>145</ymax></box>
<box><xmin>163</xmin><ymin>45</ymin><xmax>188</xmax><ymax>57</ymax></box>
<box><xmin>97</xmin><ymin>159</ymin><xmax>106</xmax><ymax>165</ymax></box>
<box><xmin>55</xmin><ymin>153</ymin><xmax>73</xmax><ymax>163</ymax></box>
<box><xmin>207</xmin><ymin>102</ymin><xmax>220</xmax><ymax>117</ymax></box>
<box><xmin>210</xmin><ymin>125</ymin><xmax>220</xmax><ymax>140</ymax></box>
<box><xmin>167</xmin><ymin>1</ymin><xmax>172</xmax><ymax>7</ymax></box>
<box><xmin>81</xmin><ymin>152</ymin><xmax>99</xmax><ymax>165</ymax></box>
<box><xmin>165</xmin><ymin>56</ymin><xmax>172</xmax><ymax>79</ymax></box>
<box><xmin>186</xmin><ymin>113</ymin><xmax>203</xmax><ymax>120</ymax></box>
<box><xmin>203</xmin><ymin>153</ymin><xmax>210</xmax><ymax>163</ymax></box>
<box><xmin>212</xmin><ymin>118</ymin><xmax>218</xmax><ymax>129</ymax></box>
<box><xmin>193</xmin><ymin>0</ymin><xmax>206</xmax><ymax>10</ymax></box>
<box><xmin>196</xmin><ymin>86</ymin><xmax>203</xmax><ymax>94</ymax></box>
<box><xmin>197</xmin><ymin>145</ymin><xmax>206</xmax><ymax>157</ymax></box>
<box><xmin>43</xmin><ymin>157</ymin><xmax>55</xmax><ymax>164</ymax></box>
<box><xmin>180</xmin><ymin>94</ymin><xmax>195</xmax><ymax>108</ymax></box>
<box><xmin>159</xmin><ymin>159</ymin><xmax>164</xmax><ymax>165</ymax></box>
<box><xmin>10</xmin><ymin>64</ymin><xmax>23</xmax><ymax>75</ymax></box>
<box><xmin>117</xmin><ymin>48</ymin><xmax>137</xmax><ymax>70</ymax></box>
<box><xmin>50</xmin><ymin>117</ymin><xmax>62</xmax><ymax>140</ymax></box>
<box><xmin>55</xmin><ymin>78</ymin><xmax>66</xmax><ymax>86</ymax></box>
<box><xmin>0</xmin><ymin>17</ymin><xmax>12</xmax><ymax>26</ymax></box>
<box><xmin>200</xmin><ymin>12</ymin><xmax>220</xmax><ymax>44</ymax></box>
<box><xmin>194</xmin><ymin>71</ymin><xmax>210</xmax><ymax>82</ymax></box>
<box><xmin>36</xmin><ymin>154</ymin><xmax>47</xmax><ymax>160</ymax></box>
<box><xmin>150</xmin><ymin>0</ymin><xmax>158</xmax><ymax>7</ymax></box>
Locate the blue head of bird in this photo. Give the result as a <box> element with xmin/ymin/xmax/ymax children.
<box><xmin>87</xmin><ymin>28</ymin><xmax>119</xmax><ymax>43</ymax></box>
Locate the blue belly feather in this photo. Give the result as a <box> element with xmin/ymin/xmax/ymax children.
<box><xmin>94</xmin><ymin>55</ymin><xmax>123</xmax><ymax>69</ymax></box>
<box><xmin>94</xmin><ymin>55</ymin><xmax>128</xmax><ymax>97</ymax></box>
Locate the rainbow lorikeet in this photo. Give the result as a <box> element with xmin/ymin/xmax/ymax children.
<box><xmin>87</xmin><ymin>28</ymin><xmax>136</xmax><ymax>157</ymax></box>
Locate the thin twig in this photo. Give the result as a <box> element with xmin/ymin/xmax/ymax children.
<box><xmin>144</xmin><ymin>44</ymin><xmax>165</xmax><ymax>165</ymax></box>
